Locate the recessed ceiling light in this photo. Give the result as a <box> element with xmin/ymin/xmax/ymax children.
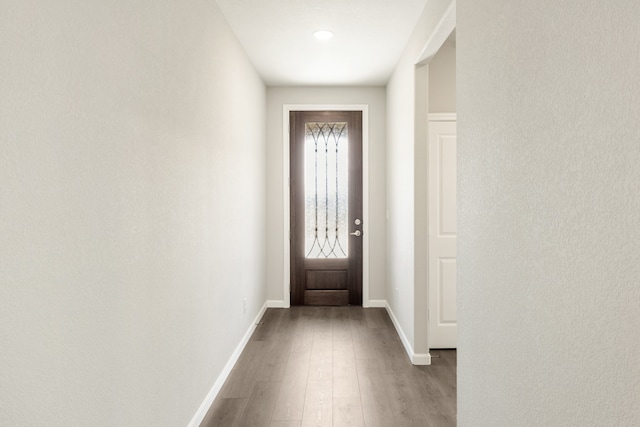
<box><xmin>313</xmin><ymin>30</ymin><xmax>334</xmax><ymax>40</ymax></box>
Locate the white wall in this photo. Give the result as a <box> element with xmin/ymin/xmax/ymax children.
<box><xmin>429</xmin><ymin>32</ymin><xmax>456</xmax><ymax>113</ymax></box>
<box><xmin>266</xmin><ymin>87</ymin><xmax>387</xmax><ymax>304</ymax></box>
<box><xmin>458</xmin><ymin>1</ymin><xmax>640</xmax><ymax>425</ymax></box>
<box><xmin>0</xmin><ymin>1</ymin><xmax>266</xmax><ymax>426</ymax></box>
<box><xmin>386</xmin><ymin>0</ymin><xmax>454</xmax><ymax>357</ymax></box>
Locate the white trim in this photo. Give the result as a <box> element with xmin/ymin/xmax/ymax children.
<box><xmin>188</xmin><ymin>302</ymin><xmax>269</xmax><ymax>427</ymax></box>
<box><xmin>282</xmin><ymin>104</ymin><xmax>371</xmax><ymax>307</ymax></box>
<box><xmin>385</xmin><ymin>302</ymin><xmax>432</xmax><ymax>366</ymax></box>
<box><xmin>266</xmin><ymin>300</ymin><xmax>286</xmax><ymax>308</ymax></box>
<box><xmin>416</xmin><ymin>0</ymin><xmax>456</xmax><ymax>65</ymax></box>
<box><xmin>428</xmin><ymin>113</ymin><xmax>457</xmax><ymax>122</ymax></box>
<box><xmin>365</xmin><ymin>299</ymin><xmax>387</xmax><ymax>308</ymax></box>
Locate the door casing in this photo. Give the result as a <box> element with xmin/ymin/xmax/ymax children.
<box><xmin>282</xmin><ymin>104</ymin><xmax>370</xmax><ymax>308</ymax></box>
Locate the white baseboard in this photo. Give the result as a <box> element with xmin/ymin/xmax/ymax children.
<box><xmin>412</xmin><ymin>352</ymin><xmax>432</xmax><ymax>365</ymax></box>
<box><xmin>365</xmin><ymin>299</ymin><xmax>387</xmax><ymax>308</ymax></box>
<box><xmin>384</xmin><ymin>302</ymin><xmax>431</xmax><ymax>366</ymax></box>
<box><xmin>266</xmin><ymin>300</ymin><xmax>286</xmax><ymax>308</ymax></box>
<box><xmin>188</xmin><ymin>301</ymin><xmax>268</xmax><ymax>427</ymax></box>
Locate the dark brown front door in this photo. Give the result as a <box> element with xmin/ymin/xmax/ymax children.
<box><xmin>290</xmin><ymin>111</ymin><xmax>363</xmax><ymax>306</ymax></box>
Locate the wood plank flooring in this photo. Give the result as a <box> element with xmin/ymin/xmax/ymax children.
<box><xmin>200</xmin><ymin>307</ymin><xmax>456</xmax><ymax>427</ymax></box>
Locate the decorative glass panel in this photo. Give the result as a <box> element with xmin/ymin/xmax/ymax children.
<box><xmin>304</xmin><ymin>122</ymin><xmax>349</xmax><ymax>258</ymax></box>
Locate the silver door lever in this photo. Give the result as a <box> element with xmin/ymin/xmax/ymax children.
<box><xmin>350</xmin><ymin>230</ymin><xmax>362</xmax><ymax>237</ymax></box>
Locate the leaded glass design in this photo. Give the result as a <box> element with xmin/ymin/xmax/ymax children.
<box><xmin>304</xmin><ymin>122</ymin><xmax>349</xmax><ymax>258</ymax></box>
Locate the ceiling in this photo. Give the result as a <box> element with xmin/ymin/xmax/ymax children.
<box><xmin>215</xmin><ymin>0</ymin><xmax>429</xmax><ymax>86</ymax></box>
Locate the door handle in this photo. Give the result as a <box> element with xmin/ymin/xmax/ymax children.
<box><xmin>350</xmin><ymin>230</ymin><xmax>362</xmax><ymax>237</ymax></box>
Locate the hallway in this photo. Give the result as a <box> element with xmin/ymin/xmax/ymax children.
<box><xmin>201</xmin><ymin>307</ymin><xmax>456</xmax><ymax>426</ymax></box>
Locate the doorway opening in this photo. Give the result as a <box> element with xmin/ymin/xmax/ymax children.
<box><xmin>423</xmin><ymin>30</ymin><xmax>457</xmax><ymax>349</ymax></box>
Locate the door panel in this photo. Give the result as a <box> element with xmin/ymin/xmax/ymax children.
<box><xmin>306</xmin><ymin>270</ymin><xmax>347</xmax><ymax>290</ymax></box>
<box><xmin>439</xmin><ymin>136</ymin><xmax>457</xmax><ymax>235</ymax></box>
<box><xmin>290</xmin><ymin>111</ymin><xmax>363</xmax><ymax>306</ymax></box>
<box><xmin>437</xmin><ymin>258</ymin><xmax>457</xmax><ymax>323</ymax></box>
<box><xmin>428</xmin><ymin>120</ymin><xmax>457</xmax><ymax>348</ymax></box>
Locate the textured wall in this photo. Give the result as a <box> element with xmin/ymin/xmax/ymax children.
<box><xmin>0</xmin><ymin>1</ymin><xmax>266</xmax><ymax>425</ymax></box>
<box><xmin>458</xmin><ymin>1</ymin><xmax>640</xmax><ymax>425</ymax></box>
<box><xmin>265</xmin><ymin>87</ymin><xmax>387</xmax><ymax>303</ymax></box>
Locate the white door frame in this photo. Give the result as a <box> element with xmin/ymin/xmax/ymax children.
<box><xmin>282</xmin><ymin>104</ymin><xmax>370</xmax><ymax>307</ymax></box>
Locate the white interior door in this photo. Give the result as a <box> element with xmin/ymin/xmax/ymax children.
<box><xmin>428</xmin><ymin>119</ymin><xmax>457</xmax><ymax>348</ymax></box>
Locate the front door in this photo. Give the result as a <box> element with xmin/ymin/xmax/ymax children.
<box><xmin>290</xmin><ymin>111</ymin><xmax>363</xmax><ymax>306</ymax></box>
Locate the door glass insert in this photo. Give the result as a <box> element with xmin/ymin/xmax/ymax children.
<box><xmin>304</xmin><ymin>122</ymin><xmax>349</xmax><ymax>258</ymax></box>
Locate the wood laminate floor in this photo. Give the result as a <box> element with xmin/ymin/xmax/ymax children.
<box><xmin>200</xmin><ymin>307</ymin><xmax>456</xmax><ymax>427</ymax></box>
